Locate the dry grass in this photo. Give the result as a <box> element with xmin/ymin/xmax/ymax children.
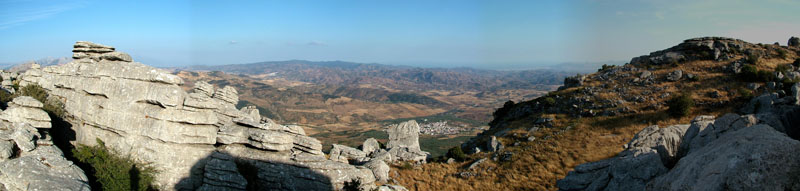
<box><xmin>394</xmin><ymin>52</ymin><xmax>799</xmax><ymax>190</ymax></box>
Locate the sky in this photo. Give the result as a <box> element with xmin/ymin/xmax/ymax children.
<box><xmin>1</xmin><ymin>0</ymin><xmax>799</xmax><ymax>69</ymax></box>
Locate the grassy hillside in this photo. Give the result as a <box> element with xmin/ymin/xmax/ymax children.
<box><xmin>392</xmin><ymin>37</ymin><xmax>800</xmax><ymax>190</ymax></box>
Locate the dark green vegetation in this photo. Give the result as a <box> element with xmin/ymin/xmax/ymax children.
<box><xmin>342</xmin><ymin>178</ymin><xmax>362</xmax><ymax>191</ymax></box>
<box><xmin>666</xmin><ymin>93</ymin><xmax>695</xmax><ymax>118</ymax></box>
<box><xmin>738</xmin><ymin>64</ymin><xmax>774</xmax><ymax>82</ymax></box>
<box><xmin>446</xmin><ymin>146</ymin><xmax>467</xmax><ymax>162</ymax></box>
<box><xmin>73</xmin><ymin>139</ymin><xmax>157</xmax><ymax>191</ymax></box>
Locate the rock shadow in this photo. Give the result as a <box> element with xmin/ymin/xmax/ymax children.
<box><xmin>176</xmin><ymin>151</ymin><xmax>334</xmax><ymax>191</ymax></box>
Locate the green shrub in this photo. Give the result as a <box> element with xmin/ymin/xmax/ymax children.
<box><xmin>777</xmin><ymin>49</ymin><xmax>788</xmax><ymax>59</ymax></box>
<box><xmin>666</xmin><ymin>93</ymin><xmax>694</xmax><ymax>118</ymax></box>
<box><xmin>737</xmin><ymin>87</ymin><xmax>754</xmax><ymax>100</ymax></box>
<box><xmin>598</xmin><ymin>64</ymin><xmax>616</xmax><ymax>71</ymax></box>
<box><xmin>73</xmin><ymin>139</ymin><xmax>156</xmax><ymax>191</ymax></box>
<box><xmin>446</xmin><ymin>146</ymin><xmax>467</xmax><ymax>162</ymax></box>
<box><xmin>0</xmin><ymin>89</ymin><xmax>15</xmax><ymax>105</ymax></box>
<box><xmin>342</xmin><ymin>178</ymin><xmax>362</xmax><ymax>191</ymax></box>
<box><xmin>398</xmin><ymin>162</ymin><xmax>413</xmax><ymax>170</ymax></box>
<box><xmin>746</xmin><ymin>53</ymin><xmax>760</xmax><ymax>65</ymax></box>
<box><xmin>794</xmin><ymin>58</ymin><xmax>800</xmax><ymax>67</ymax></box>
<box><xmin>776</xmin><ymin>64</ymin><xmax>792</xmax><ymax>73</ymax></box>
<box><xmin>738</xmin><ymin>64</ymin><xmax>773</xmax><ymax>82</ymax></box>
<box><xmin>17</xmin><ymin>84</ymin><xmax>66</xmax><ymax>118</ymax></box>
<box><xmin>543</xmin><ymin>97</ymin><xmax>556</xmax><ymax>106</ymax></box>
<box><xmin>19</xmin><ymin>84</ymin><xmax>47</xmax><ymax>103</ymax></box>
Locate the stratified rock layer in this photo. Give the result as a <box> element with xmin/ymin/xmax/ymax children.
<box><xmin>19</xmin><ymin>41</ymin><xmax>376</xmax><ymax>190</ymax></box>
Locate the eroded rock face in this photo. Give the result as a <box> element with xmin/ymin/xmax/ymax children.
<box><xmin>559</xmin><ymin>100</ymin><xmax>800</xmax><ymax>191</ymax></box>
<box><xmin>648</xmin><ymin>124</ymin><xmax>800</xmax><ymax>190</ymax></box>
<box><xmin>386</xmin><ymin>120</ymin><xmax>429</xmax><ymax>163</ymax></box>
<box><xmin>197</xmin><ymin>152</ymin><xmax>247</xmax><ymax>191</ymax></box>
<box><xmin>630</xmin><ymin>37</ymin><xmax>753</xmax><ymax>66</ymax></box>
<box><xmin>19</xmin><ymin>41</ymin><xmax>377</xmax><ymax>190</ymax></box>
<box><xmin>0</xmin><ymin>95</ymin><xmax>90</xmax><ymax>190</ymax></box>
<box><xmin>329</xmin><ymin>144</ymin><xmax>368</xmax><ymax>164</ymax></box>
<box><xmin>0</xmin><ymin>96</ymin><xmax>51</xmax><ymax>129</ymax></box>
<box><xmin>0</xmin><ymin>145</ymin><xmax>90</xmax><ymax>191</ymax></box>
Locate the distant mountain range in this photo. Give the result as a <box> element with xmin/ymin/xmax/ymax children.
<box><xmin>1</xmin><ymin>57</ymin><xmax>73</xmax><ymax>73</ymax></box>
<box><xmin>182</xmin><ymin>60</ymin><xmax>575</xmax><ymax>91</ymax></box>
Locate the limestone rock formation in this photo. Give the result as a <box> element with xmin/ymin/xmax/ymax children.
<box><xmin>630</xmin><ymin>37</ymin><xmax>753</xmax><ymax>66</ymax></box>
<box><xmin>386</xmin><ymin>120</ymin><xmax>429</xmax><ymax>163</ymax></box>
<box><xmin>558</xmin><ymin>89</ymin><xmax>800</xmax><ymax>190</ymax></box>
<box><xmin>0</xmin><ymin>96</ymin><xmax>51</xmax><ymax>129</ymax></box>
<box><xmin>0</xmin><ymin>96</ymin><xmax>90</xmax><ymax>190</ymax></box>
<box><xmin>666</xmin><ymin>70</ymin><xmax>682</xmax><ymax>81</ymax></box>
<box><xmin>197</xmin><ymin>152</ymin><xmax>248</xmax><ymax>191</ymax></box>
<box><xmin>648</xmin><ymin>124</ymin><xmax>800</xmax><ymax>190</ymax></box>
<box><xmin>362</xmin><ymin>138</ymin><xmax>380</xmax><ymax>155</ymax></box>
<box><xmin>18</xmin><ymin>41</ymin><xmax>378</xmax><ymax>190</ymax></box>
<box><xmin>0</xmin><ymin>145</ymin><xmax>91</xmax><ymax>191</ymax></box>
<box><xmin>329</xmin><ymin>144</ymin><xmax>368</xmax><ymax>164</ymax></box>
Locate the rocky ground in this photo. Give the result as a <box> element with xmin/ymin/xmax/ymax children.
<box><xmin>393</xmin><ymin>37</ymin><xmax>800</xmax><ymax>190</ymax></box>
<box><xmin>0</xmin><ymin>41</ymin><xmax>432</xmax><ymax>191</ymax></box>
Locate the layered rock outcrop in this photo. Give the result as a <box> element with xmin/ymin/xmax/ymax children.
<box><xmin>557</xmin><ymin>86</ymin><xmax>800</xmax><ymax>191</ymax></box>
<box><xmin>0</xmin><ymin>96</ymin><xmax>90</xmax><ymax>190</ymax></box>
<box><xmin>630</xmin><ymin>37</ymin><xmax>757</xmax><ymax>66</ymax></box>
<box><xmin>18</xmin><ymin>41</ymin><xmax>379</xmax><ymax>190</ymax></box>
<box><xmin>386</xmin><ymin>120</ymin><xmax>430</xmax><ymax>163</ymax></box>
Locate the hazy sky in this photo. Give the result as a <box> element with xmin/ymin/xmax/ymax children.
<box><xmin>1</xmin><ymin>0</ymin><xmax>799</xmax><ymax>68</ymax></box>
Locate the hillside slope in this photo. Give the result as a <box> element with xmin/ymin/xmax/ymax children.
<box><xmin>393</xmin><ymin>37</ymin><xmax>800</xmax><ymax>190</ymax></box>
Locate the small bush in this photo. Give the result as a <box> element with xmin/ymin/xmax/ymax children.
<box><xmin>446</xmin><ymin>146</ymin><xmax>467</xmax><ymax>162</ymax></box>
<box><xmin>776</xmin><ymin>64</ymin><xmax>792</xmax><ymax>73</ymax></box>
<box><xmin>746</xmin><ymin>53</ymin><xmax>760</xmax><ymax>65</ymax></box>
<box><xmin>598</xmin><ymin>64</ymin><xmax>616</xmax><ymax>71</ymax></box>
<box><xmin>342</xmin><ymin>178</ymin><xmax>362</xmax><ymax>191</ymax></box>
<box><xmin>17</xmin><ymin>84</ymin><xmax>66</xmax><ymax>118</ymax></box>
<box><xmin>777</xmin><ymin>49</ymin><xmax>788</xmax><ymax>59</ymax></box>
<box><xmin>398</xmin><ymin>162</ymin><xmax>413</xmax><ymax>170</ymax></box>
<box><xmin>543</xmin><ymin>97</ymin><xmax>556</xmax><ymax>106</ymax></box>
<box><xmin>737</xmin><ymin>87</ymin><xmax>754</xmax><ymax>100</ymax></box>
<box><xmin>73</xmin><ymin>139</ymin><xmax>157</xmax><ymax>191</ymax></box>
<box><xmin>738</xmin><ymin>64</ymin><xmax>773</xmax><ymax>82</ymax></box>
<box><xmin>0</xmin><ymin>89</ymin><xmax>15</xmax><ymax>105</ymax></box>
<box><xmin>794</xmin><ymin>58</ymin><xmax>800</xmax><ymax>67</ymax></box>
<box><xmin>666</xmin><ymin>93</ymin><xmax>694</xmax><ymax>118</ymax></box>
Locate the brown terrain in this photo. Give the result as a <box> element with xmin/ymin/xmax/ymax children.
<box><xmin>391</xmin><ymin>37</ymin><xmax>800</xmax><ymax>190</ymax></box>
<box><xmin>174</xmin><ymin>62</ymin><xmax>566</xmax><ymax>155</ymax></box>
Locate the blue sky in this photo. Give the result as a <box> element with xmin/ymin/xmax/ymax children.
<box><xmin>1</xmin><ymin>0</ymin><xmax>799</xmax><ymax>69</ymax></box>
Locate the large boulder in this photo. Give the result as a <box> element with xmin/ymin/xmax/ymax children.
<box><xmin>648</xmin><ymin>125</ymin><xmax>800</xmax><ymax>190</ymax></box>
<box><xmin>329</xmin><ymin>144</ymin><xmax>368</xmax><ymax>164</ymax></box>
<box><xmin>558</xmin><ymin>124</ymin><xmax>682</xmax><ymax>191</ymax></box>
<box><xmin>362</xmin><ymin>138</ymin><xmax>380</xmax><ymax>155</ymax></box>
<box><xmin>386</xmin><ymin>120</ymin><xmax>429</xmax><ymax>162</ymax></box>
<box><xmin>0</xmin><ymin>145</ymin><xmax>90</xmax><ymax>191</ymax></box>
<box><xmin>666</xmin><ymin>70</ymin><xmax>682</xmax><ymax>81</ymax></box>
<box><xmin>559</xmin><ymin>108</ymin><xmax>800</xmax><ymax>191</ymax></box>
<box><xmin>0</xmin><ymin>96</ymin><xmax>51</xmax><ymax>129</ymax></box>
